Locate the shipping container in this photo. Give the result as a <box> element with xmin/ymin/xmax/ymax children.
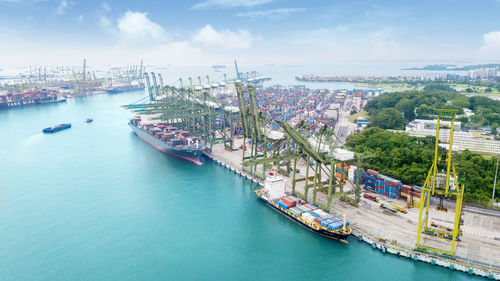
<box><xmin>314</xmin><ymin>217</ymin><xmax>324</xmax><ymax>224</ymax></box>
<box><xmin>380</xmin><ymin>203</ymin><xmax>397</xmax><ymax>212</ymax></box>
<box><xmin>363</xmin><ymin>193</ymin><xmax>378</xmax><ymax>202</ymax></box>
<box><xmin>310</xmin><ymin>211</ymin><xmax>321</xmax><ymax>218</ymax></box>
<box><xmin>297</xmin><ymin>205</ymin><xmax>310</xmax><ymax>213</ymax></box>
<box><xmin>278</xmin><ymin>201</ymin><xmax>289</xmax><ymax>210</ymax></box>
<box><xmin>328</xmin><ymin>222</ymin><xmax>342</xmax><ymax>231</ymax></box>
<box><xmin>304</xmin><ymin>203</ymin><xmax>318</xmax><ymax>210</ymax></box>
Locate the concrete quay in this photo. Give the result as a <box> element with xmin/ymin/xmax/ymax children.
<box><xmin>205</xmin><ymin>139</ymin><xmax>500</xmax><ymax>280</ymax></box>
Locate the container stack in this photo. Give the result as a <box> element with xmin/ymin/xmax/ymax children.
<box><xmin>375</xmin><ymin>176</ymin><xmax>385</xmax><ymax>194</ymax></box>
<box><xmin>348</xmin><ymin>165</ymin><xmax>365</xmax><ymax>184</ymax></box>
<box><xmin>277</xmin><ymin>195</ymin><xmax>300</xmax><ymax>210</ymax></box>
<box><xmin>276</xmin><ymin>199</ymin><xmax>350</xmax><ymax>231</ymax></box>
<box><xmin>387</xmin><ymin>178</ymin><xmax>401</xmax><ymax>199</ymax></box>
<box><xmin>335</xmin><ymin>163</ymin><xmax>349</xmax><ymax>181</ymax></box>
<box><xmin>364</xmin><ymin>169</ymin><xmax>378</xmax><ymax>189</ymax></box>
<box><xmin>400</xmin><ymin>185</ymin><xmax>412</xmax><ymax>200</ymax></box>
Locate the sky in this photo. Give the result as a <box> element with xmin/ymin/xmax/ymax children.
<box><xmin>0</xmin><ymin>0</ymin><xmax>500</xmax><ymax>67</ymax></box>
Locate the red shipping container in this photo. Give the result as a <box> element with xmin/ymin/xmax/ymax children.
<box><xmin>304</xmin><ymin>204</ymin><xmax>316</xmax><ymax>210</ymax></box>
<box><xmin>282</xmin><ymin>198</ymin><xmax>296</xmax><ymax>208</ymax></box>
<box><xmin>402</xmin><ymin>185</ymin><xmax>411</xmax><ymax>193</ymax></box>
<box><xmin>280</xmin><ymin>200</ymin><xmax>291</xmax><ymax>208</ymax></box>
<box><xmin>314</xmin><ymin>217</ymin><xmax>323</xmax><ymax>224</ymax></box>
<box><xmin>363</xmin><ymin>193</ymin><xmax>377</xmax><ymax>201</ymax></box>
<box><xmin>367</xmin><ymin>169</ymin><xmax>378</xmax><ymax>175</ymax></box>
<box><xmin>389</xmin><ymin>181</ymin><xmax>400</xmax><ymax>187</ymax></box>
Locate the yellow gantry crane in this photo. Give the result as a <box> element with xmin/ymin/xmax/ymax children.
<box><xmin>416</xmin><ymin>109</ymin><xmax>465</xmax><ymax>257</ymax></box>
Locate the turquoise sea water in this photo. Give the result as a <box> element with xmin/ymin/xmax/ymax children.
<box><xmin>0</xmin><ymin>92</ymin><xmax>480</xmax><ymax>280</ymax></box>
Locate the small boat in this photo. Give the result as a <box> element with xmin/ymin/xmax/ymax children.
<box><xmin>86</xmin><ymin>118</ymin><xmax>93</xmax><ymax>123</ymax></box>
<box><xmin>42</xmin><ymin>123</ymin><xmax>71</xmax><ymax>133</ymax></box>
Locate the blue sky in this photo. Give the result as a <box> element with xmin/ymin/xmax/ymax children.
<box><xmin>0</xmin><ymin>0</ymin><xmax>499</xmax><ymax>66</ymax></box>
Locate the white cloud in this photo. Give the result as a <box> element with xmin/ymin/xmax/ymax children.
<box><xmin>477</xmin><ymin>31</ymin><xmax>500</xmax><ymax>59</ymax></box>
<box><xmin>236</xmin><ymin>8</ymin><xmax>305</xmax><ymax>19</ymax></box>
<box><xmin>117</xmin><ymin>11</ymin><xmax>164</xmax><ymax>41</ymax></box>
<box><xmin>55</xmin><ymin>0</ymin><xmax>68</xmax><ymax>14</ymax></box>
<box><xmin>99</xmin><ymin>16</ymin><xmax>114</xmax><ymax>33</ymax></box>
<box><xmin>192</xmin><ymin>24</ymin><xmax>256</xmax><ymax>49</ymax></box>
<box><xmin>100</xmin><ymin>2</ymin><xmax>111</xmax><ymax>12</ymax></box>
<box><xmin>77</xmin><ymin>14</ymin><xmax>83</xmax><ymax>23</ymax></box>
<box><xmin>192</xmin><ymin>0</ymin><xmax>273</xmax><ymax>9</ymax></box>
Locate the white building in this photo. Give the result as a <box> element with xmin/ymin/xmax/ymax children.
<box><xmin>404</xmin><ymin>119</ymin><xmax>500</xmax><ymax>153</ymax></box>
<box><xmin>406</xmin><ymin>119</ymin><xmax>462</xmax><ymax>132</ymax></box>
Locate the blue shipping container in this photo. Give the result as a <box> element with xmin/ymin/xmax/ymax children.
<box><xmin>329</xmin><ymin>222</ymin><xmax>342</xmax><ymax>231</ymax></box>
<box><xmin>310</xmin><ymin>211</ymin><xmax>321</xmax><ymax>218</ymax></box>
<box><xmin>278</xmin><ymin>202</ymin><xmax>289</xmax><ymax>209</ymax></box>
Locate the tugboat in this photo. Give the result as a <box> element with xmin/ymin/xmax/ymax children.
<box><xmin>42</xmin><ymin>123</ymin><xmax>71</xmax><ymax>133</ymax></box>
<box><xmin>86</xmin><ymin>118</ymin><xmax>93</xmax><ymax>123</ymax></box>
<box><xmin>255</xmin><ymin>170</ymin><xmax>351</xmax><ymax>243</ymax></box>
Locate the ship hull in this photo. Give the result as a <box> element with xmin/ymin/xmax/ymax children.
<box><xmin>0</xmin><ymin>97</ymin><xmax>65</xmax><ymax>110</ymax></box>
<box><xmin>107</xmin><ymin>87</ymin><xmax>145</xmax><ymax>94</ymax></box>
<box><xmin>43</xmin><ymin>124</ymin><xmax>71</xmax><ymax>133</ymax></box>
<box><xmin>129</xmin><ymin>123</ymin><xmax>204</xmax><ymax>166</ymax></box>
<box><xmin>257</xmin><ymin>194</ymin><xmax>350</xmax><ymax>242</ymax></box>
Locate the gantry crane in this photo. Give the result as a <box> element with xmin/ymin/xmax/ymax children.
<box><xmin>123</xmin><ymin>73</ymin><xmax>236</xmax><ymax>152</ymax></box>
<box><xmin>416</xmin><ymin>109</ymin><xmax>465</xmax><ymax>257</ymax></box>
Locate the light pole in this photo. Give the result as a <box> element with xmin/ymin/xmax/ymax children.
<box><xmin>493</xmin><ymin>154</ymin><xmax>499</xmax><ymax>207</ymax></box>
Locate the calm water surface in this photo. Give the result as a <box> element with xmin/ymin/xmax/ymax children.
<box><xmin>0</xmin><ymin>92</ymin><xmax>480</xmax><ymax>280</ymax></box>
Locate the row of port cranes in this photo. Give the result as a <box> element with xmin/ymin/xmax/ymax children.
<box><xmin>232</xmin><ymin>81</ymin><xmax>469</xmax><ymax>260</ymax></box>
<box><xmin>121</xmin><ymin>60</ymin><xmax>270</xmax><ymax>152</ymax></box>
<box><xmin>2</xmin><ymin>59</ymin><xmax>145</xmax><ymax>96</ymax></box>
<box><xmin>122</xmin><ymin>60</ymin><xmax>372</xmax><ymax>211</ymax></box>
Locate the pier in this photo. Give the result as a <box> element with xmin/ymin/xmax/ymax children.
<box><xmin>123</xmin><ymin>71</ymin><xmax>500</xmax><ymax>280</ymax></box>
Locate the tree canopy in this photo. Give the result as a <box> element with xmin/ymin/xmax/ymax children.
<box><xmin>346</xmin><ymin>127</ymin><xmax>498</xmax><ymax>204</ymax></box>
<box><xmin>364</xmin><ymin>84</ymin><xmax>500</xmax><ymax>130</ymax></box>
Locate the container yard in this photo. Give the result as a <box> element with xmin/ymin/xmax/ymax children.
<box><xmin>207</xmin><ymin>136</ymin><xmax>500</xmax><ymax>280</ymax></box>
<box><xmin>122</xmin><ymin>72</ymin><xmax>500</xmax><ymax>279</ymax></box>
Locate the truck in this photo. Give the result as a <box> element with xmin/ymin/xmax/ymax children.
<box><xmin>389</xmin><ymin>203</ymin><xmax>408</xmax><ymax>214</ymax></box>
<box><xmin>380</xmin><ymin>203</ymin><xmax>397</xmax><ymax>213</ymax></box>
<box><xmin>363</xmin><ymin>193</ymin><xmax>379</xmax><ymax>203</ymax></box>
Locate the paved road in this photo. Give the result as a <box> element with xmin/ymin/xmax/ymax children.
<box><xmin>334</xmin><ymin>94</ymin><xmax>356</xmax><ymax>145</ymax></box>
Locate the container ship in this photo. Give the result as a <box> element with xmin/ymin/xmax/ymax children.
<box><xmin>0</xmin><ymin>89</ymin><xmax>66</xmax><ymax>109</ymax></box>
<box><xmin>255</xmin><ymin>172</ymin><xmax>351</xmax><ymax>242</ymax></box>
<box><xmin>107</xmin><ymin>83</ymin><xmax>145</xmax><ymax>94</ymax></box>
<box><xmin>129</xmin><ymin>117</ymin><xmax>206</xmax><ymax>166</ymax></box>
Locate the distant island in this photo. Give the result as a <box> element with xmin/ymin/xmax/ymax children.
<box><xmin>402</xmin><ymin>63</ymin><xmax>500</xmax><ymax>71</ymax></box>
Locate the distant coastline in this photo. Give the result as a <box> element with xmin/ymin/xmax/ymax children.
<box><xmin>402</xmin><ymin>63</ymin><xmax>500</xmax><ymax>71</ymax></box>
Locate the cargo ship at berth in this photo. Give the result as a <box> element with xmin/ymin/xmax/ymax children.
<box><xmin>0</xmin><ymin>91</ymin><xmax>66</xmax><ymax>110</ymax></box>
<box><xmin>129</xmin><ymin>116</ymin><xmax>206</xmax><ymax>166</ymax></box>
<box><xmin>256</xmin><ymin>172</ymin><xmax>351</xmax><ymax>242</ymax></box>
<box><xmin>106</xmin><ymin>83</ymin><xmax>145</xmax><ymax>94</ymax></box>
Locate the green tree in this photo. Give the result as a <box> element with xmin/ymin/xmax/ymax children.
<box><xmin>345</xmin><ymin>128</ymin><xmax>498</xmax><ymax>205</ymax></box>
<box><xmin>369</xmin><ymin>108</ymin><xmax>407</xmax><ymax>129</ymax></box>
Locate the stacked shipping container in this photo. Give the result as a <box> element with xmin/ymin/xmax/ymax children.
<box><xmin>275</xmin><ymin>197</ymin><xmax>350</xmax><ymax>230</ymax></box>
<box><xmin>347</xmin><ymin>168</ymin><xmax>432</xmax><ymax>204</ymax></box>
